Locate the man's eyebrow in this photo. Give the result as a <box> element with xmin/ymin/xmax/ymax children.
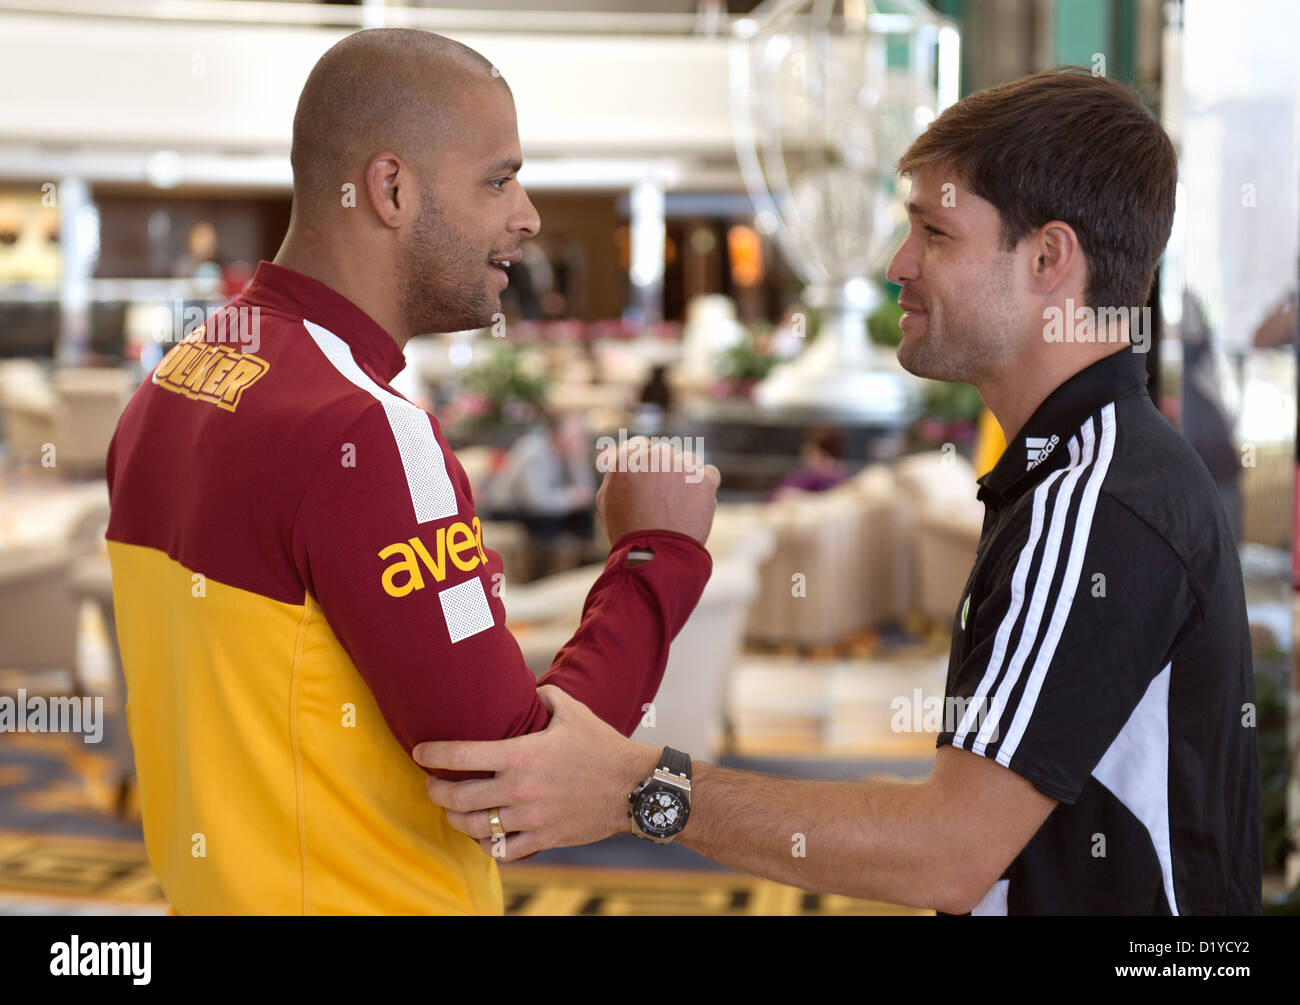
<box><xmin>483</xmin><ymin>157</ymin><xmax>522</xmax><ymax>175</ymax></box>
<box><xmin>905</xmin><ymin>200</ymin><xmax>932</xmax><ymax>216</ymax></box>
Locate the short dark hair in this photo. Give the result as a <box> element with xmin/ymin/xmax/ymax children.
<box><xmin>897</xmin><ymin>67</ymin><xmax>1177</xmax><ymax>311</ymax></box>
<box><xmin>804</xmin><ymin>426</ymin><xmax>845</xmax><ymax>461</ymax></box>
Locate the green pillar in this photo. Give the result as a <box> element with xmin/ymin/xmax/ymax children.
<box><xmin>1053</xmin><ymin>0</ymin><xmax>1136</xmax><ymax>85</ymax></box>
<box><xmin>928</xmin><ymin>0</ymin><xmax>970</xmax><ymax>97</ymax></box>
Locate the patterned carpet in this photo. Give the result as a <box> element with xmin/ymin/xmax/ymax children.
<box><xmin>0</xmin><ymin>829</ymin><xmax>927</xmax><ymax>916</ymax></box>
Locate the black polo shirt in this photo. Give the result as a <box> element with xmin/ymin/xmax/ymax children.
<box><xmin>937</xmin><ymin>347</ymin><xmax>1262</xmax><ymax>915</ymax></box>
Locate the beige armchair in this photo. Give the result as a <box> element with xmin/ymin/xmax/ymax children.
<box><xmin>743</xmin><ymin>487</ymin><xmax>874</xmax><ymax>647</ymax></box>
<box><xmin>892</xmin><ymin>451</ymin><xmax>984</xmax><ymax>625</ymax></box>
<box><xmin>737</xmin><ymin>450</ymin><xmax>984</xmax><ymax>648</ymax></box>
<box><xmin>0</xmin><ymin>358</ymin><xmax>56</xmax><ymax>466</ymax></box>
<box><xmin>50</xmin><ymin>367</ymin><xmax>134</xmax><ymax>478</ymax></box>
<box><xmin>914</xmin><ymin>506</ymin><xmax>984</xmax><ymax>625</ymax></box>
<box><xmin>0</xmin><ymin>495</ymin><xmax>109</xmax><ymax>692</ymax></box>
<box><xmin>0</xmin><ymin>362</ymin><xmax>132</xmax><ymax>476</ymax></box>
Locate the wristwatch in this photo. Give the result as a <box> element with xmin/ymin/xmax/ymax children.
<box><xmin>628</xmin><ymin>746</ymin><xmax>692</xmax><ymax>844</ymax></box>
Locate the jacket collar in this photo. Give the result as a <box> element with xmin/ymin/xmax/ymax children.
<box><xmin>236</xmin><ymin>260</ymin><xmax>407</xmax><ymax>383</ymax></box>
<box><xmin>978</xmin><ymin>347</ymin><xmax>1150</xmax><ymax>505</ymax></box>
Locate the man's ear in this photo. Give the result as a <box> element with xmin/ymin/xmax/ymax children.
<box><xmin>364</xmin><ymin>151</ymin><xmax>408</xmax><ymax>229</ymax></box>
<box><xmin>1026</xmin><ymin>219</ymin><xmax>1082</xmax><ymax>297</ymax></box>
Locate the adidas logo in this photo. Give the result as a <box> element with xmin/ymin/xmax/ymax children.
<box><xmin>1025</xmin><ymin>434</ymin><xmax>1060</xmax><ymax>470</ymax></box>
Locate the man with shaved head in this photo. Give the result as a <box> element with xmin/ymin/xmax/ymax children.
<box><xmin>284</xmin><ymin>29</ymin><xmax>518</xmax><ymax>339</ymax></box>
<box><xmin>105</xmin><ymin>28</ymin><xmax>718</xmax><ymax>915</ymax></box>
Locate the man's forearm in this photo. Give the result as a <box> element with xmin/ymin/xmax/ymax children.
<box><xmin>537</xmin><ymin>529</ymin><xmax>710</xmax><ymax>736</ymax></box>
<box><xmin>672</xmin><ymin>762</ymin><xmax>971</xmax><ymax>913</ymax></box>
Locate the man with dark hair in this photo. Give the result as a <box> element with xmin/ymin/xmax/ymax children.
<box><xmin>106</xmin><ymin>28</ymin><xmax>719</xmax><ymax>914</ymax></box>
<box><xmin>416</xmin><ymin>68</ymin><xmax>1261</xmax><ymax>916</ymax></box>
<box><xmin>771</xmin><ymin>426</ymin><xmax>848</xmax><ymax>498</ymax></box>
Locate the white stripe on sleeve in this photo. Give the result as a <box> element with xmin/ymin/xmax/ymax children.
<box><xmin>996</xmin><ymin>402</ymin><xmax>1117</xmax><ymax>764</ymax></box>
<box><xmin>303</xmin><ymin>319</ymin><xmax>459</xmax><ymax>524</ymax></box>
<box><xmin>973</xmin><ymin>423</ymin><xmax>1096</xmax><ymax>754</ymax></box>
<box><xmin>951</xmin><ymin>457</ymin><xmax>1068</xmax><ymax>748</ymax></box>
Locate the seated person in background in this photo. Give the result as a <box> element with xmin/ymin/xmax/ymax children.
<box><xmin>639</xmin><ymin>364</ymin><xmax>674</xmax><ymax>413</ymax></box>
<box><xmin>480</xmin><ymin>409</ymin><xmax>596</xmax><ymax>543</ymax></box>
<box><xmin>631</xmin><ymin>365</ymin><xmax>674</xmax><ymax>435</ymax></box>
<box><xmin>770</xmin><ymin>426</ymin><xmax>849</xmax><ymax>500</ymax></box>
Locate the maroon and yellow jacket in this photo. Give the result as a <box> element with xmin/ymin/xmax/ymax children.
<box><xmin>105</xmin><ymin>261</ymin><xmax>711</xmax><ymax>915</ymax></box>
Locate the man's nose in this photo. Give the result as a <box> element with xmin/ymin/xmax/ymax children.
<box><xmin>886</xmin><ymin>237</ymin><xmax>918</xmax><ymax>286</ymax></box>
<box><xmin>513</xmin><ymin>188</ymin><xmax>541</xmax><ymax>239</ymax></box>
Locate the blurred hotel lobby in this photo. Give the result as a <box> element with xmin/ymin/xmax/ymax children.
<box><xmin>0</xmin><ymin>0</ymin><xmax>1295</xmax><ymax>916</ymax></box>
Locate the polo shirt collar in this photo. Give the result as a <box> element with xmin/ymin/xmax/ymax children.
<box><xmin>977</xmin><ymin>347</ymin><xmax>1149</xmax><ymax>505</ymax></box>
<box><xmin>237</xmin><ymin>260</ymin><xmax>407</xmax><ymax>383</ymax></box>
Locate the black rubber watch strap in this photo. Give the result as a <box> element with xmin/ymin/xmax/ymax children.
<box><xmin>659</xmin><ymin>746</ymin><xmax>691</xmax><ymax>781</ymax></box>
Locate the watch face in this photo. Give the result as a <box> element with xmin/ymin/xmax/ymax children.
<box><xmin>634</xmin><ymin>785</ymin><xmax>687</xmax><ymax>838</ymax></box>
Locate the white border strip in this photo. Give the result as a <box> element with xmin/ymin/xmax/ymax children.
<box><xmin>952</xmin><ymin>452</ymin><xmax>1071</xmax><ymax>748</ymax></box>
<box><xmin>974</xmin><ymin>426</ymin><xmax>1095</xmax><ymax>754</ymax></box>
<box><xmin>997</xmin><ymin>404</ymin><xmax>1118</xmax><ymax>763</ymax></box>
<box><xmin>303</xmin><ymin>319</ymin><xmax>458</xmax><ymax>524</ymax></box>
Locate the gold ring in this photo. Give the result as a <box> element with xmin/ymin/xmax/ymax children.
<box><xmin>489</xmin><ymin>808</ymin><xmax>505</xmax><ymax>838</ymax></box>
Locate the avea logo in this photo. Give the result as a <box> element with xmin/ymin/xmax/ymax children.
<box><xmin>379</xmin><ymin>518</ymin><xmax>489</xmax><ymax>597</ymax></box>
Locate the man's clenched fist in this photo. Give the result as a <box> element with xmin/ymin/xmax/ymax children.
<box><xmin>595</xmin><ymin>435</ymin><xmax>720</xmax><ymax>546</ymax></box>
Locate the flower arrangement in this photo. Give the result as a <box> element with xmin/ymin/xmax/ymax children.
<box><xmin>451</xmin><ymin>342</ymin><xmax>549</xmax><ymax>429</ymax></box>
<box><xmin>709</xmin><ymin>330</ymin><xmax>779</xmax><ymax>400</ymax></box>
<box><xmin>907</xmin><ymin>380</ymin><xmax>983</xmax><ymax>454</ymax></box>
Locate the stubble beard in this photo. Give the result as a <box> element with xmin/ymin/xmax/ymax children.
<box><xmin>398</xmin><ymin>191</ymin><xmax>499</xmax><ymax>336</ymax></box>
<box><xmin>896</xmin><ymin>253</ymin><xmax>1018</xmax><ymax>385</ymax></box>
